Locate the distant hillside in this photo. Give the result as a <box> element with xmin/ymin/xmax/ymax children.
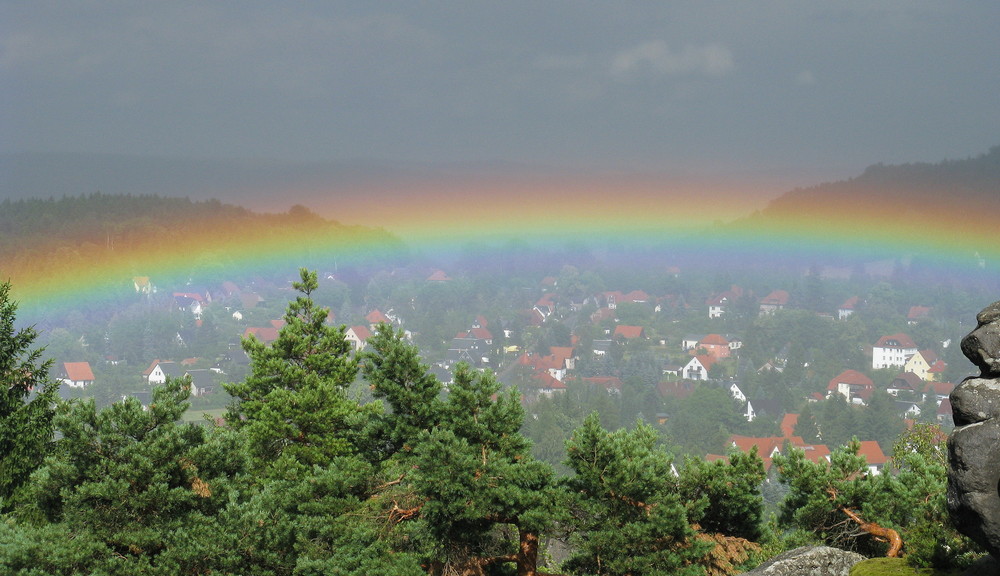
<box><xmin>747</xmin><ymin>145</ymin><xmax>1000</xmax><ymax>224</ymax></box>
<box><xmin>0</xmin><ymin>193</ymin><xmax>403</xmax><ymax>301</ymax></box>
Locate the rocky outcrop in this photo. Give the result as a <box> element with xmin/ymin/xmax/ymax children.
<box><xmin>740</xmin><ymin>546</ymin><xmax>864</xmax><ymax>576</ymax></box>
<box><xmin>949</xmin><ymin>300</ymin><xmax>1000</xmax><ymax>559</ymax></box>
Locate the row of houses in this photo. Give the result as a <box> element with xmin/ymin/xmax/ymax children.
<box><xmin>711</xmin><ymin>413</ymin><xmax>889</xmax><ymax>476</ymax></box>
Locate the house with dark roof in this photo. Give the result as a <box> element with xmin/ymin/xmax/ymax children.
<box><xmin>185</xmin><ymin>368</ymin><xmax>223</xmax><ymax>397</ymax></box>
<box><xmin>143</xmin><ymin>359</ymin><xmax>186</xmax><ymax>385</ymax></box>
<box><xmin>887</xmin><ymin>372</ymin><xmax>923</xmax><ymax>397</ymax></box>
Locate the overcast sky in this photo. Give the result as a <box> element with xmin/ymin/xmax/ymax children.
<box><xmin>3</xmin><ymin>2</ymin><xmax>999</xmax><ymax>204</ymax></box>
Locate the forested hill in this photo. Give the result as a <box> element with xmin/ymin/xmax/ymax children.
<box><xmin>744</xmin><ymin>145</ymin><xmax>1000</xmax><ymax>225</ymax></box>
<box><xmin>0</xmin><ymin>193</ymin><xmax>402</xmax><ymax>298</ymax></box>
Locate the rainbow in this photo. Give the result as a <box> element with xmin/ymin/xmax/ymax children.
<box><xmin>5</xmin><ymin>172</ymin><xmax>1000</xmax><ymax>322</ymax></box>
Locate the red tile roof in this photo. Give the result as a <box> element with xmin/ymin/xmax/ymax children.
<box><xmin>366</xmin><ymin>310</ymin><xmax>390</xmax><ymax>324</ymax></box>
<box><xmin>700</xmin><ymin>333</ymin><xmax>730</xmax><ymax>346</ymax></box>
<box><xmin>874</xmin><ymin>333</ymin><xmax>917</xmax><ymax>349</ymax></box>
<box><xmin>760</xmin><ymin>290</ymin><xmax>789</xmax><ymax>306</ymax></box>
<box><xmin>613</xmin><ymin>325</ymin><xmax>644</xmax><ymax>339</ymax></box>
<box><xmin>780</xmin><ymin>413</ymin><xmax>799</xmax><ymax>438</ymax></box>
<box><xmin>827</xmin><ymin>369</ymin><xmax>873</xmax><ymax>391</ymax></box>
<box><xmin>349</xmin><ymin>325</ymin><xmax>372</xmax><ymax>341</ymax></box>
<box><xmin>856</xmin><ymin>440</ymin><xmax>887</xmax><ymax>465</ymax></box>
<box><xmin>62</xmin><ymin>361</ymin><xmax>94</xmax><ymax>382</ymax></box>
<box><xmin>244</xmin><ymin>326</ymin><xmax>280</xmax><ymax>343</ymax></box>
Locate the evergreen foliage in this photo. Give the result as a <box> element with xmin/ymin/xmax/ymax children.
<box><xmin>563</xmin><ymin>413</ymin><xmax>710</xmax><ymax>575</ymax></box>
<box><xmin>0</xmin><ymin>281</ymin><xmax>59</xmax><ymax>511</ymax></box>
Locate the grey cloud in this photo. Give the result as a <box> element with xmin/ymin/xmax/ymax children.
<box><xmin>611</xmin><ymin>41</ymin><xmax>735</xmax><ymax>79</ymax></box>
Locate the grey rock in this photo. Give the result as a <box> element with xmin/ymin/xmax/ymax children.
<box><xmin>741</xmin><ymin>545</ymin><xmax>865</xmax><ymax>576</ymax></box>
<box><xmin>962</xmin><ymin>554</ymin><xmax>1000</xmax><ymax>576</ymax></box>
<box><xmin>949</xmin><ymin>300</ymin><xmax>1000</xmax><ymax>559</ymax></box>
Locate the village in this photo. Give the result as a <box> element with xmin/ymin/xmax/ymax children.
<box><xmin>42</xmin><ymin>258</ymin><xmax>975</xmax><ymax>475</ymax></box>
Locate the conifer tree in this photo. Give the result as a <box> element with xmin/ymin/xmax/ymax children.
<box><xmin>563</xmin><ymin>413</ymin><xmax>709</xmax><ymax>576</ymax></box>
<box><xmin>410</xmin><ymin>364</ymin><xmax>558</xmax><ymax>576</ymax></box>
<box><xmin>224</xmin><ymin>269</ymin><xmax>365</xmax><ymax>472</ymax></box>
<box><xmin>0</xmin><ymin>280</ymin><xmax>59</xmax><ymax>510</ymax></box>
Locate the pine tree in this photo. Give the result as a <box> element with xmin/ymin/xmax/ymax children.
<box><xmin>410</xmin><ymin>364</ymin><xmax>558</xmax><ymax>576</ymax></box>
<box><xmin>563</xmin><ymin>413</ymin><xmax>709</xmax><ymax>576</ymax></box>
<box><xmin>0</xmin><ymin>280</ymin><xmax>60</xmax><ymax>510</ymax></box>
<box><xmin>679</xmin><ymin>448</ymin><xmax>767</xmax><ymax>541</ymax></box>
<box><xmin>224</xmin><ymin>269</ymin><xmax>366</xmax><ymax>473</ymax></box>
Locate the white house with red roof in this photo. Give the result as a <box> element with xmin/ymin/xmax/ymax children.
<box><xmin>365</xmin><ymin>309</ymin><xmax>391</xmax><ymax>328</ymax></box>
<box><xmin>827</xmin><ymin>369</ymin><xmax>874</xmax><ymax>404</ymax></box>
<box><xmin>872</xmin><ymin>333</ymin><xmax>919</xmax><ymax>370</ymax></box>
<box><xmin>58</xmin><ymin>361</ymin><xmax>95</xmax><ymax>389</ymax></box>
<box><xmin>345</xmin><ymin>325</ymin><xmax>372</xmax><ymax>352</ymax></box>
<box><xmin>856</xmin><ymin>440</ymin><xmax>888</xmax><ymax>475</ymax></box>
<box><xmin>143</xmin><ymin>359</ymin><xmax>185</xmax><ymax>385</ymax></box>
<box><xmin>838</xmin><ymin>296</ymin><xmax>860</xmax><ymax>320</ymax></box>
<box><xmin>759</xmin><ymin>290</ymin><xmax>790</xmax><ymax>315</ymax></box>
<box><xmin>706</xmin><ymin>286</ymin><xmax>743</xmax><ymax>319</ymax></box>
<box><xmin>682</xmin><ymin>355</ymin><xmax>715</xmax><ymax>381</ymax></box>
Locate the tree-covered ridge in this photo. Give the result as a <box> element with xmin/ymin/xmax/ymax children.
<box><xmin>0</xmin><ymin>193</ymin><xmax>403</xmax><ymax>303</ymax></box>
<box><xmin>743</xmin><ymin>145</ymin><xmax>1000</xmax><ymax>229</ymax></box>
<box><xmin>0</xmin><ymin>273</ymin><xmax>983</xmax><ymax>575</ymax></box>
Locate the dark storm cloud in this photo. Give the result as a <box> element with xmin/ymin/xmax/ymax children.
<box><xmin>2</xmin><ymin>1</ymin><xmax>998</xmax><ymax>187</ymax></box>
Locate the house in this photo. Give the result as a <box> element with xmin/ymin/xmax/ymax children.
<box><xmin>365</xmin><ymin>309</ymin><xmax>391</xmax><ymax>328</ymax></box>
<box><xmin>682</xmin><ymin>355</ymin><xmax>716</xmax><ymax>381</ymax></box>
<box><xmin>185</xmin><ymin>368</ymin><xmax>223</xmax><ymax>397</ymax></box>
<box><xmin>903</xmin><ymin>350</ymin><xmax>939</xmax><ymax>381</ymax></box>
<box><xmin>592</xmin><ymin>339</ymin><xmax>614</xmax><ymax>356</ymax></box>
<box><xmin>724</xmin><ymin>434</ymin><xmax>832</xmax><ymax>472</ymax></box>
<box><xmin>681</xmin><ymin>335</ymin><xmax>705</xmax><ymax>352</ymax></box>
<box><xmin>143</xmin><ymin>359</ymin><xmax>185</xmax><ymax>385</ymax></box>
<box><xmin>705</xmin><ymin>286</ymin><xmax>743</xmax><ymax>319</ymax></box>
<box><xmin>58</xmin><ymin>361</ymin><xmax>95</xmax><ymax>389</ymax></box>
<box><xmin>426</xmin><ymin>269</ymin><xmax>451</xmax><ymax>282</ymax></box>
<box><xmin>759</xmin><ymin>290</ymin><xmax>790</xmax><ymax>315</ymax></box>
<box><xmin>243</xmin><ymin>326</ymin><xmax>280</xmax><ymax>344</ymax></box>
<box><xmin>907</xmin><ymin>306</ymin><xmax>932</xmax><ymax>325</ymax></box>
<box><xmin>345</xmin><ymin>325</ymin><xmax>372</xmax><ymax>352</ymax></box>
<box><xmin>446</xmin><ymin>336</ymin><xmax>492</xmax><ymax>368</ymax></box>
<box><xmin>580</xmin><ymin>376</ymin><xmax>624</xmax><ymax>395</ymax></box>
<box><xmin>613</xmin><ymin>325</ymin><xmax>644</xmax><ymax>340</ymax></box>
<box><xmin>133</xmin><ymin>276</ymin><xmax>153</xmax><ymax>295</ymax></box>
<box><xmin>886</xmin><ymin>372</ymin><xmax>923</xmax><ymax>397</ymax></box>
<box><xmin>535</xmin><ymin>373</ymin><xmax>567</xmax><ymax>397</ymax></box>
<box><xmin>697</xmin><ymin>334</ymin><xmax>732</xmax><ymax>359</ymax></box>
<box><xmin>856</xmin><ymin>441</ymin><xmax>888</xmax><ymax>475</ymax></box>
<box><xmin>838</xmin><ymin>296</ymin><xmax>860</xmax><ymax>320</ymax></box>
<box><xmin>922</xmin><ymin>381</ymin><xmax>955</xmax><ymax>405</ymax></box>
<box><xmin>826</xmin><ymin>369</ymin><xmax>874</xmax><ymax>405</ymax></box>
<box><xmin>872</xmin><ymin>333</ymin><xmax>919</xmax><ymax>370</ymax></box>
<box><xmin>937</xmin><ymin>398</ymin><xmax>953</xmax><ymax>426</ymax></box>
